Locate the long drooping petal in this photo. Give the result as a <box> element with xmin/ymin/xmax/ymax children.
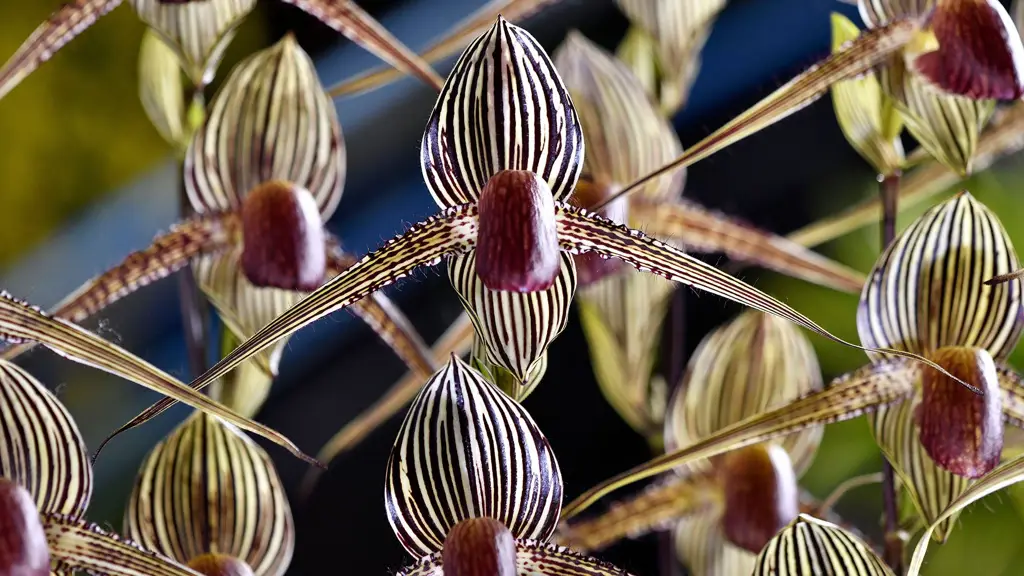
<box><xmin>631</xmin><ymin>199</ymin><xmax>866</xmax><ymax>293</ymax></box>
<box><xmin>0</xmin><ymin>360</ymin><xmax>91</xmax><ymax>518</ymax></box>
<box><xmin>130</xmin><ymin>0</ymin><xmax>256</xmax><ymax>87</ymax></box>
<box><xmin>449</xmin><ymin>252</ymin><xmax>576</xmax><ymax>398</ymax></box>
<box><xmin>754</xmin><ymin>514</ymin><xmax>893</xmax><ymax>576</ymax></box>
<box><xmin>0</xmin><ymin>0</ymin><xmax>122</xmax><ymax>102</ymax></box>
<box><xmin>327</xmin><ymin>0</ymin><xmax>560</xmax><ymax>97</ymax></box>
<box><xmin>125</xmin><ymin>413</ymin><xmax>293</xmax><ymax>576</ymax></box>
<box><xmin>45</xmin><ymin>514</ymin><xmax>204</xmax><ymax>576</ymax></box>
<box><xmin>278</xmin><ymin>0</ymin><xmax>443</xmax><ymax>91</ymax></box>
<box><xmin>124</xmin><ymin>206</ymin><xmax>477</xmax><ymax>423</ymax></box>
<box><xmin>556</xmin><ymin>474</ymin><xmax>719</xmax><ymax>553</ymax></box>
<box><xmin>830</xmin><ymin>12</ymin><xmax>905</xmax><ymax>176</ymax></box>
<box><xmin>385</xmin><ymin>356</ymin><xmax>562</xmax><ymax>557</ymax></box>
<box><xmin>908</xmin><ymin>453</ymin><xmax>1024</xmax><ymax>575</ymax></box>
<box><xmin>300</xmin><ymin>312</ymin><xmax>474</xmax><ymax>498</ymax></box>
<box><xmin>856</xmin><ymin>192</ymin><xmax>1022</xmax><ymax>361</ymax></box>
<box><xmin>185</xmin><ymin>35</ymin><xmax>344</xmax><ymax>220</ymax></box>
<box><xmin>664</xmin><ymin>311</ymin><xmax>824</xmax><ymax>476</ymax></box>
<box><xmin>398</xmin><ymin>539</ymin><xmax>634</xmax><ymax>576</ymax></box>
<box><xmin>0</xmin><ymin>291</ymin><xmax>317</xmax><ymax>465</ymax></box>
<box><xmin>596</xmin><ymin>17</ymin><xmax>922</xmax><ymax>209</ymax></box>
<box><xmin>556</xmin><ymin>205</ymin><xmax>961</xmax><ymax>375</ymax></box>
<box><xmin>0</xmin><ymin>214</ymin><xmax>235</xmax><ymax>361</ymax></box>
<box><xmin>553</xmin><ymin>32</ymin><xmax>684</xmax><ymax>204</ymax></box>
<box><xmin>421</xmin><ymin>17</ymin><xmax>583</xmax><ymax>209</ymax></box>
<box><xmin>561</xmin><ymin>361</ymin><xmax>917</xmax><ymax>519</ymax></box>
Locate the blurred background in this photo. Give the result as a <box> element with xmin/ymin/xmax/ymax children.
<box><xmin>1</xmin><ymin>0</ymin><xmax>1023</xmax><ymax>574</ymax></box>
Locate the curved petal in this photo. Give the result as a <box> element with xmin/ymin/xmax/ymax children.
<box><xmin>327</xmin><ymin>0</ymin><xmax>560</xmax><ymax>97</ymax></box>
<box><xmin>675</xmin><ymin>509</ymin><xmax>757</xmax><ymax>576</ymax></box>
<box><xmin>870</xmin><ymin>397</ymin><xmax>971</xmax><ymax>542</ymax></box>
<box><xmin>139</xmin><ymin>30</ymin><xmax>187</xmax><ymax>150</ymax></box>
<box><xmin>421</xmin><ymin>17</ymin><xmax>583</xmax><ymax>209</ymax></box>
<box><xmin>125</xmin><ymin>413</ymin><xmax>293</xmax><ymax>576</ymax></box>
<box><xmin>385</xmin><ymin>356</ymin><xmax>562</xmax><ymax>557</ymax></box>
<box><xmin>0</xmin><ymin>360</ymin><xmax>91</xmax><ymax>518</ymax></box>
<box><xmin>449</xmin><ymin>252</ymin><xmax>576</xmax><ymax>399</ymax></box>
<box><xmin>665</xmin><ymin>311</ymin><xmax>824</xmax><ymax>477</ymax></box>
<box><xmin>398</xmin><ymin>539</ymin><xmax>634</xmax><ymax>576</ymax></box>
<box><xmin>556</xmin><ymin>474</ymin><xmax>719</xmax><ymax>553</ymax></box>
<box><xmin>185</xmin><ymin>34</ymin><xmax>344</xmax><ymax>220</ymax></box>
<box><xmin>553</xmin><ymin>32</ymin><xmax>684</xmax><ymax>203</ymax></box>
<box><xmin>562</xmin><ymin>361</ymin><xmax>917</xmax><ymax>519</ymax></box>
<box><xmin>632</xmin><ymin>199</ymin><xmax>867</xmax><ymax>293</ymax></box>
<box><xmin>45</xmin><ymin>514</ymin><xmax>203</xmax><ymax>576</ymax></box>
<box><xmin>880</xmin><ymin>58</ymin><xmax>994</xmax><ymax>176</ymax></box>
<box><xmin>754</xmin><ymin>514</ymin><xmax>893</xmax><ymax>576</ymax></box>
<box><xmin>857</xmin><ymin>192</ymin><xmax>1022</xmax><ymax>360</ymax></box>
<box><xmin>0</xmin><ymin>0</ymin><xmax>122</xmax><ymax>102</ymax></box>
<box><xmin>830</xmin><ymin>13</ymin><xmax>905</xmax><ymax>176</ymax></box>
<box><xmin>555</xmin><ymin>204</ymin><xmax>963</xmax><ymax>378</ymax></box>
<box><xmin>129</xmin><ymin>0</ymin><xmax>255</xmax><ymax>87</ymax></box>
<box><xmin>577</xmin><ymin>272</ymin><xmax>674</xmax><ymax>440</ymax></box>
<box><xmin>0</xmin><ymin>292</ymin><xmax>316</xmax><ymax>465</ymax></box>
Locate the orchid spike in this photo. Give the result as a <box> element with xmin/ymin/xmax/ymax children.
<box><xmin>168</xmin><ymin>17</ymin><xmax>965</xmax><ymax>421</ymax></box>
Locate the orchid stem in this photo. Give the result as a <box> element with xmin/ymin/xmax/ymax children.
<box><xmin>175</xmin><ymin>86</ymin><xmax>210</xmax><ymax>377</ymax></box>
<box><xmin>878</xmin><ymin>170</ymin><xmax>904</xmax><ymax>574</ymax></box>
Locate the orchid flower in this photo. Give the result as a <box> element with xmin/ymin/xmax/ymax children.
<box><xmin>387</xmin><ymin>355</ymin><xmax>633</xmax><ymax>575</ymax></box>
<box><xmin>614</xmin><ymin>0</ymin><xmax>729</xmax><ymax>116</ymax></box>
<box><xmin>153</xmin><ymin>17</ymin><xmax>972</xmax><ymax>439</ymax></box>
<box><xmin>557</xmin><ymin>311</ymin><xmax>825</xmax><ymax>575</ymax></box>
<box><xmin>0</xmin><ymin>290</ymin><xmax>316</xmax><ymax>463</ymax></box>
<box><xmin>0</xmin><ymin>355</ymin><xmax>289</xmax><ymax>576</ymax></box>
<box><xmin>0</xmin><ymin>0</ymin><xmax>446</xmax><ymax>103</ymax></box>
<box><xmin>562</xmin><ymin>192</ymin><xmax>1024</xmax><ymax>553</ymax></box>
<box><xmin>553</xmin><ymin>31</ymin><xmax>866</xmax><ymax>445</ymax></box>
<box><xmin>0</xmin><ymin>35</ymin><xmax>437</xmax><ymax>448</ymax></box>
<box><xmin>124</xmin><ymin>412</ymin><xmax>294</xmax><ymax>576</ymax></box>
<box><xmin>754</xmin><ymin>514</ymin><xmax>894</xmax><ymax>576</ymax></box>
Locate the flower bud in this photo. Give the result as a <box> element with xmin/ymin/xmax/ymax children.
<box><xmin>720</xmin><ymin>444</ymin><xmax>799</xmax><ymax>554</ymax></box>
<box><xmin>187</xmin><ymin>554</ymin><xmax>255</xmax><ymax>576</ymax></box>
<box><xmin>442</xmin><ymin>518</ymin><xmax>517</xmax><ymax>576</ymax></box>
<box><xmin>241</xmin><ymin>180</ymin><xmax>326</xmax><ymax>292</ymax></box>
<box><xmin>476</xmin><ymin>170</ymin><xmax>560</xmax><ymax>292</ymax></box>
<box><xmin>918</xmin><ymin>346</ymin><xmax>1002</xmax><ymax>478</ymax></box>
<box><xmin>0</xmin><ymin>478</ymin><xmax>49</xmax><ymax>576</ymax></box>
